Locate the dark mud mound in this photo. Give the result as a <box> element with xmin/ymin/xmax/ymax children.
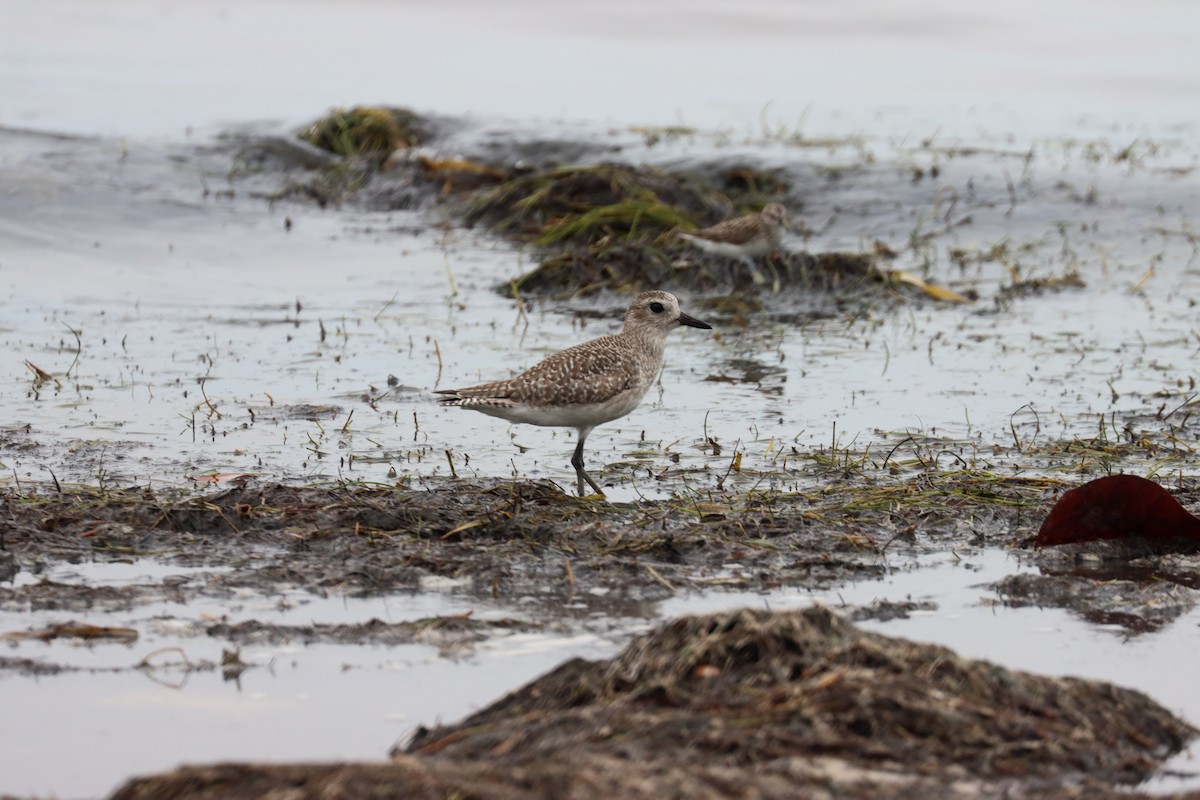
<box><xmin>407</xmin><ymin>607</ymin><xmax>1191</xmax><ymax>782</ymax></box>
<box><xmin>103</xmin><ymin>759</ymin><xmax>1200</xmax><ymax>800</ymax></box>
<box><xmin>993</xmin><ymin>569</ymin><xmax>1200</xmax><ymax>633</ymax></box>
<box><xmin>109</xmin><ymin>607</ymin><xmax>1195</xmax><ymax>800</ymax></box>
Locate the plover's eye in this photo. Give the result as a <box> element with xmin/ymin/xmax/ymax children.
<box><xmin>649</xmin><ymin>302</ymin><xmax>665</xmax><ymax>314</ymax></box>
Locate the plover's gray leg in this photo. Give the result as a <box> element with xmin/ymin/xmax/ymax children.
<box><xmin>740</xmin><ymin>255</ymin><xmax>767</xmax><ymax>286</ymax></box>
<box><xmin>571</xmin><ymin>426</ymin><xmax>605</xmax><ymax>497</ymax></box>
<box><xmin>764</xmin><ymin>252</ymin><xmax>782</xmax><ymax>293</ymax></box>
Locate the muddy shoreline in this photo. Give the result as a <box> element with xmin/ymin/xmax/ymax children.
<box><xmin>5</xmin><ymin>468</ymin><xmax>1199</xmax><ymax>631</ymax></box>
<box><xmin>2</xmin><ymin>473</ymin><xmax>1199</xmax><ymax>798</ymax></box>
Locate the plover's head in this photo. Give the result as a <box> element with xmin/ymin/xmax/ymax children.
<box><xmin>761</xmin><ymin>202</ymin><xmax>788</xmax><ymax>228</ymax></box>
<box><xmin>624</xmin><ymin>291</ymin><xmax>712</xmax><ymax>335</ymax></box>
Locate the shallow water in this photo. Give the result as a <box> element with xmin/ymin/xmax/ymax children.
<box><xmin>3</xmin><ymin>0</ymin><xmax>1200</xmax><ymax>796</ymax></box>
<box><xmin>4</xmin><ymin>552</ymin><xmax>1200</xmax><ymax>796</ymax></box>
<box><xmin>2</xmin><ymin>124</ymin><xmax>1197</xmax><ymax>502</ymax></box>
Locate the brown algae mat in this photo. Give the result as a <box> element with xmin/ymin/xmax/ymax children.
<box><xmin>110</xmin><ymin>607</ymin><xmax>1195</xmax><ymax>799</ymax></box>
<box><xmin>4</xmin><ymin>469</ymin><xmax>1200</xmax><ymax>630</ymax></box>
<box><xmin>0</xmin><ymin>469</ymin><xmax>1054</xmax><ymax>617</ymax></box>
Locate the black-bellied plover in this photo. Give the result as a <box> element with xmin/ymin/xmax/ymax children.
<box><xmin>436</xmin><ymin>291</ymin><xmax>713</xmax><ymax>497</ymax></box>
<box><xmin>677</xmin><ymin>202</ymin><xmax>788</xmax><ymax>286</ymax></box>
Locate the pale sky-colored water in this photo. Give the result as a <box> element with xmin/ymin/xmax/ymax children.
<box><xmin>2</xmin><ymin>0</ymin><xmax>1199</xmax><ymax>140</ymax></box>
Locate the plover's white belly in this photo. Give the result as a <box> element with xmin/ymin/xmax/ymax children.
<box><xmin>478</xmin><ymin>387</ymin><xmax>649</xmax><ymax>429</ymax></box>
<box><xmin>680</xmin><ymin>233</ymin><xmax>770</xmax><ymax>258</ymax></box>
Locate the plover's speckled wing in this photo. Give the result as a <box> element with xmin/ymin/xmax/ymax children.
<box><xmin>680</xmin><ymin>203</ymin><xmax>787</xmax><ymax>249</ymax></box>
<box><xmin>687</xmin><ymin>214</ymin><xmax>767</xmax><ymax>245</ymax></box>
<box><xmin>437</xmin><ymin>334</ymin><xmax>645</xmax><ymax>409</ymax></box>
<box><xmin>676</xmin><ymin>205</ymin><xmax>788</xmax><ymax>287</ymax></box>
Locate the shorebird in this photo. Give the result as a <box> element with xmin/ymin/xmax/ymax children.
<box><xmin>436</xmin><ymin>291</ymin><xmax>713</xmax><ymax>497</ymax></box>
<box><xmin>676</xmin><ymin>202</ymin><xmax>788</xmax><ymax>287</ymax></box>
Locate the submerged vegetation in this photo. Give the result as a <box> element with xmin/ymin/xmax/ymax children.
<box><xmin>278</xmin><ymin>108</ymin><xmax>923</xmax><ymax>299</ymax></box>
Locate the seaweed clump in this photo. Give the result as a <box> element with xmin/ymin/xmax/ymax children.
<box><xmin>464</xmin><ymin>162</ymin><xmax>815</xmax><ymax>296</ymax></box>
<box><xmin>282</xmin><ymin>111</ymin><xmax>888</xmax><ymax>299</ymax></box>
<box><xmin>299</xmin><ymin>105</ymin><xmax>424</xmax><ymax>162</ymax></box>
<box><xmin>462</xmin><ymin>163</ymin><xmax>891</xmax><ymax>300</ymax></box>
<box><xmin>466</xmin><ymin>163</ymin><xmax>726</xmax><ymax>245</ymax></box>
<box><xmin>468</xmin><ymin>162</ymin><xmax>720</xmax><ymax>295</ymax></box>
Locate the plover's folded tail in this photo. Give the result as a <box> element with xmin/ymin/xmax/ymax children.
<box><xmin>434</xmin><ymin>388</ymin><xmax>515</xmax><ymax>409</ymax></box>
<box><xmin>433</xmin><ymin>388</ymin><xmax>466</xmax><ymax>405</ymax></box>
